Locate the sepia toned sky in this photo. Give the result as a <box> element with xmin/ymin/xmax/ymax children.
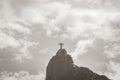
<box><xmin>0</xmin><ymin>0</ymin><xmax>120</xmax><ymax>80</ymax></box>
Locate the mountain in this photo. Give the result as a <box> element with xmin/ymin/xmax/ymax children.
<box><xmin>45</xmin><ymin>49</ymin><xmax>110</xmax><ymax>80</ymax></box>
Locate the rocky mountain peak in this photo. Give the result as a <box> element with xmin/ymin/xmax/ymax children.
<box><xmin>45</xmin><ymin>49</ymin><xmax>110</xmax><ymax>80</ymax></box>
<box><xmin>56</xmin><ymin>49</ymin><xmax>67</xmax><ymax>55</ymax></box>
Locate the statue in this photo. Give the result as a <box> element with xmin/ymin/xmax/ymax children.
<box><xmin>59</xmin><ymin>43</ymin><xmax>64</xmax><ymax>49</ymax></box>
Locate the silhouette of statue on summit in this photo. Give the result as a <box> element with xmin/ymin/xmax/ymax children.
<box><xmin>59</xmin><ymin>43</ymin><xmax>64</xmax><ymax>49</ymax></box>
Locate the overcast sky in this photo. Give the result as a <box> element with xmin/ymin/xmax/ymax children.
<box><xmin>0</xmin><ymin>0</ymin><xmax>120</xmax><ymax>80</ymax></box>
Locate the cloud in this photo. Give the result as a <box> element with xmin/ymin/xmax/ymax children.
<box><xmin>104</xmin><ymin>24</ymin><xmax>120</xmax><ymax>59</ymax></box>
<box><xmin>0</xmin><ymin>0</ymin><xmax>119</xmax><ymax>78</ymax></box>
<box><xmin>0</xmin><ymin>0</ymin><xmax>36</xmax><ymax>62</ymax></box>
<box><xmin>20</xmin><ymin>7</ymin><xmax>47</xmax><ymax>24</ymax></box>
<box><xmin>0</xmin><ymin>31</ymin><xmax>20</xmax><ymax>49</ymax></box>
<box><xmin>43</xmin><ymin>6</ymin><xmax>118</xmax><ymax>40</ymax></box>
<box><xmin>18</xmin><ymin>1</ymin><xmax>120</xmax><ymax>59</ymax></box>
<box><xmin>0</xmin><ymin>71</ymin><xmax>45</xmax><ymax>80</ymax></box>
<box><xmin>72</xmin><ymin>39</ymin><xmax>94</xmax><ymax>58</ymax></box>
<box><xmin>20</xmin><ymin>2</ymin><xmax>118</xmax><ymax>39</ymax></box>
<box><xmin>105</xmin><ymin>61</ymin><xmax>120</xmax><ymax>80</ymax></box>
<box><xmin>1</xmin><ymin>0</ymin><xmax>120</xmax><ymax>62</ymax></box>
<box><xmin>39</xmin><ymin>49</ymin><xmax>48</xmax><ymax>54</ymax></box>
<box><xmin>104</xmin><ymin>44</ymin><xmax>120</xmax><ymax>58</ymax></box>
<box><xmin>13</xmin><ymin>39</ymin><xmax>37</xmax><ymax>63</ymax></box>
<box><xmin>27</xmin><ymin>2</ymin><xmax>119</xmax><ymax>58</ymax></box>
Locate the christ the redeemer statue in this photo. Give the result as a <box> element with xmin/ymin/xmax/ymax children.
<box><xmin>59</xmin><ymin>43</ymin><xmax>64</xmax><ymax>49</ymax></box>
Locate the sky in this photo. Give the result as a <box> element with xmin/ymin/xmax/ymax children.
<box><xmin>0</xmin><ymin>0</ymin><xmax>120</xmax><ymax>80</ymax></box>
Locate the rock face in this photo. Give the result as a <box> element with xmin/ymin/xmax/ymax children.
<box><xmin>45</xmin><ymin>49</ymin><xmax>110</xmax><ymax>80</ymax></box>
